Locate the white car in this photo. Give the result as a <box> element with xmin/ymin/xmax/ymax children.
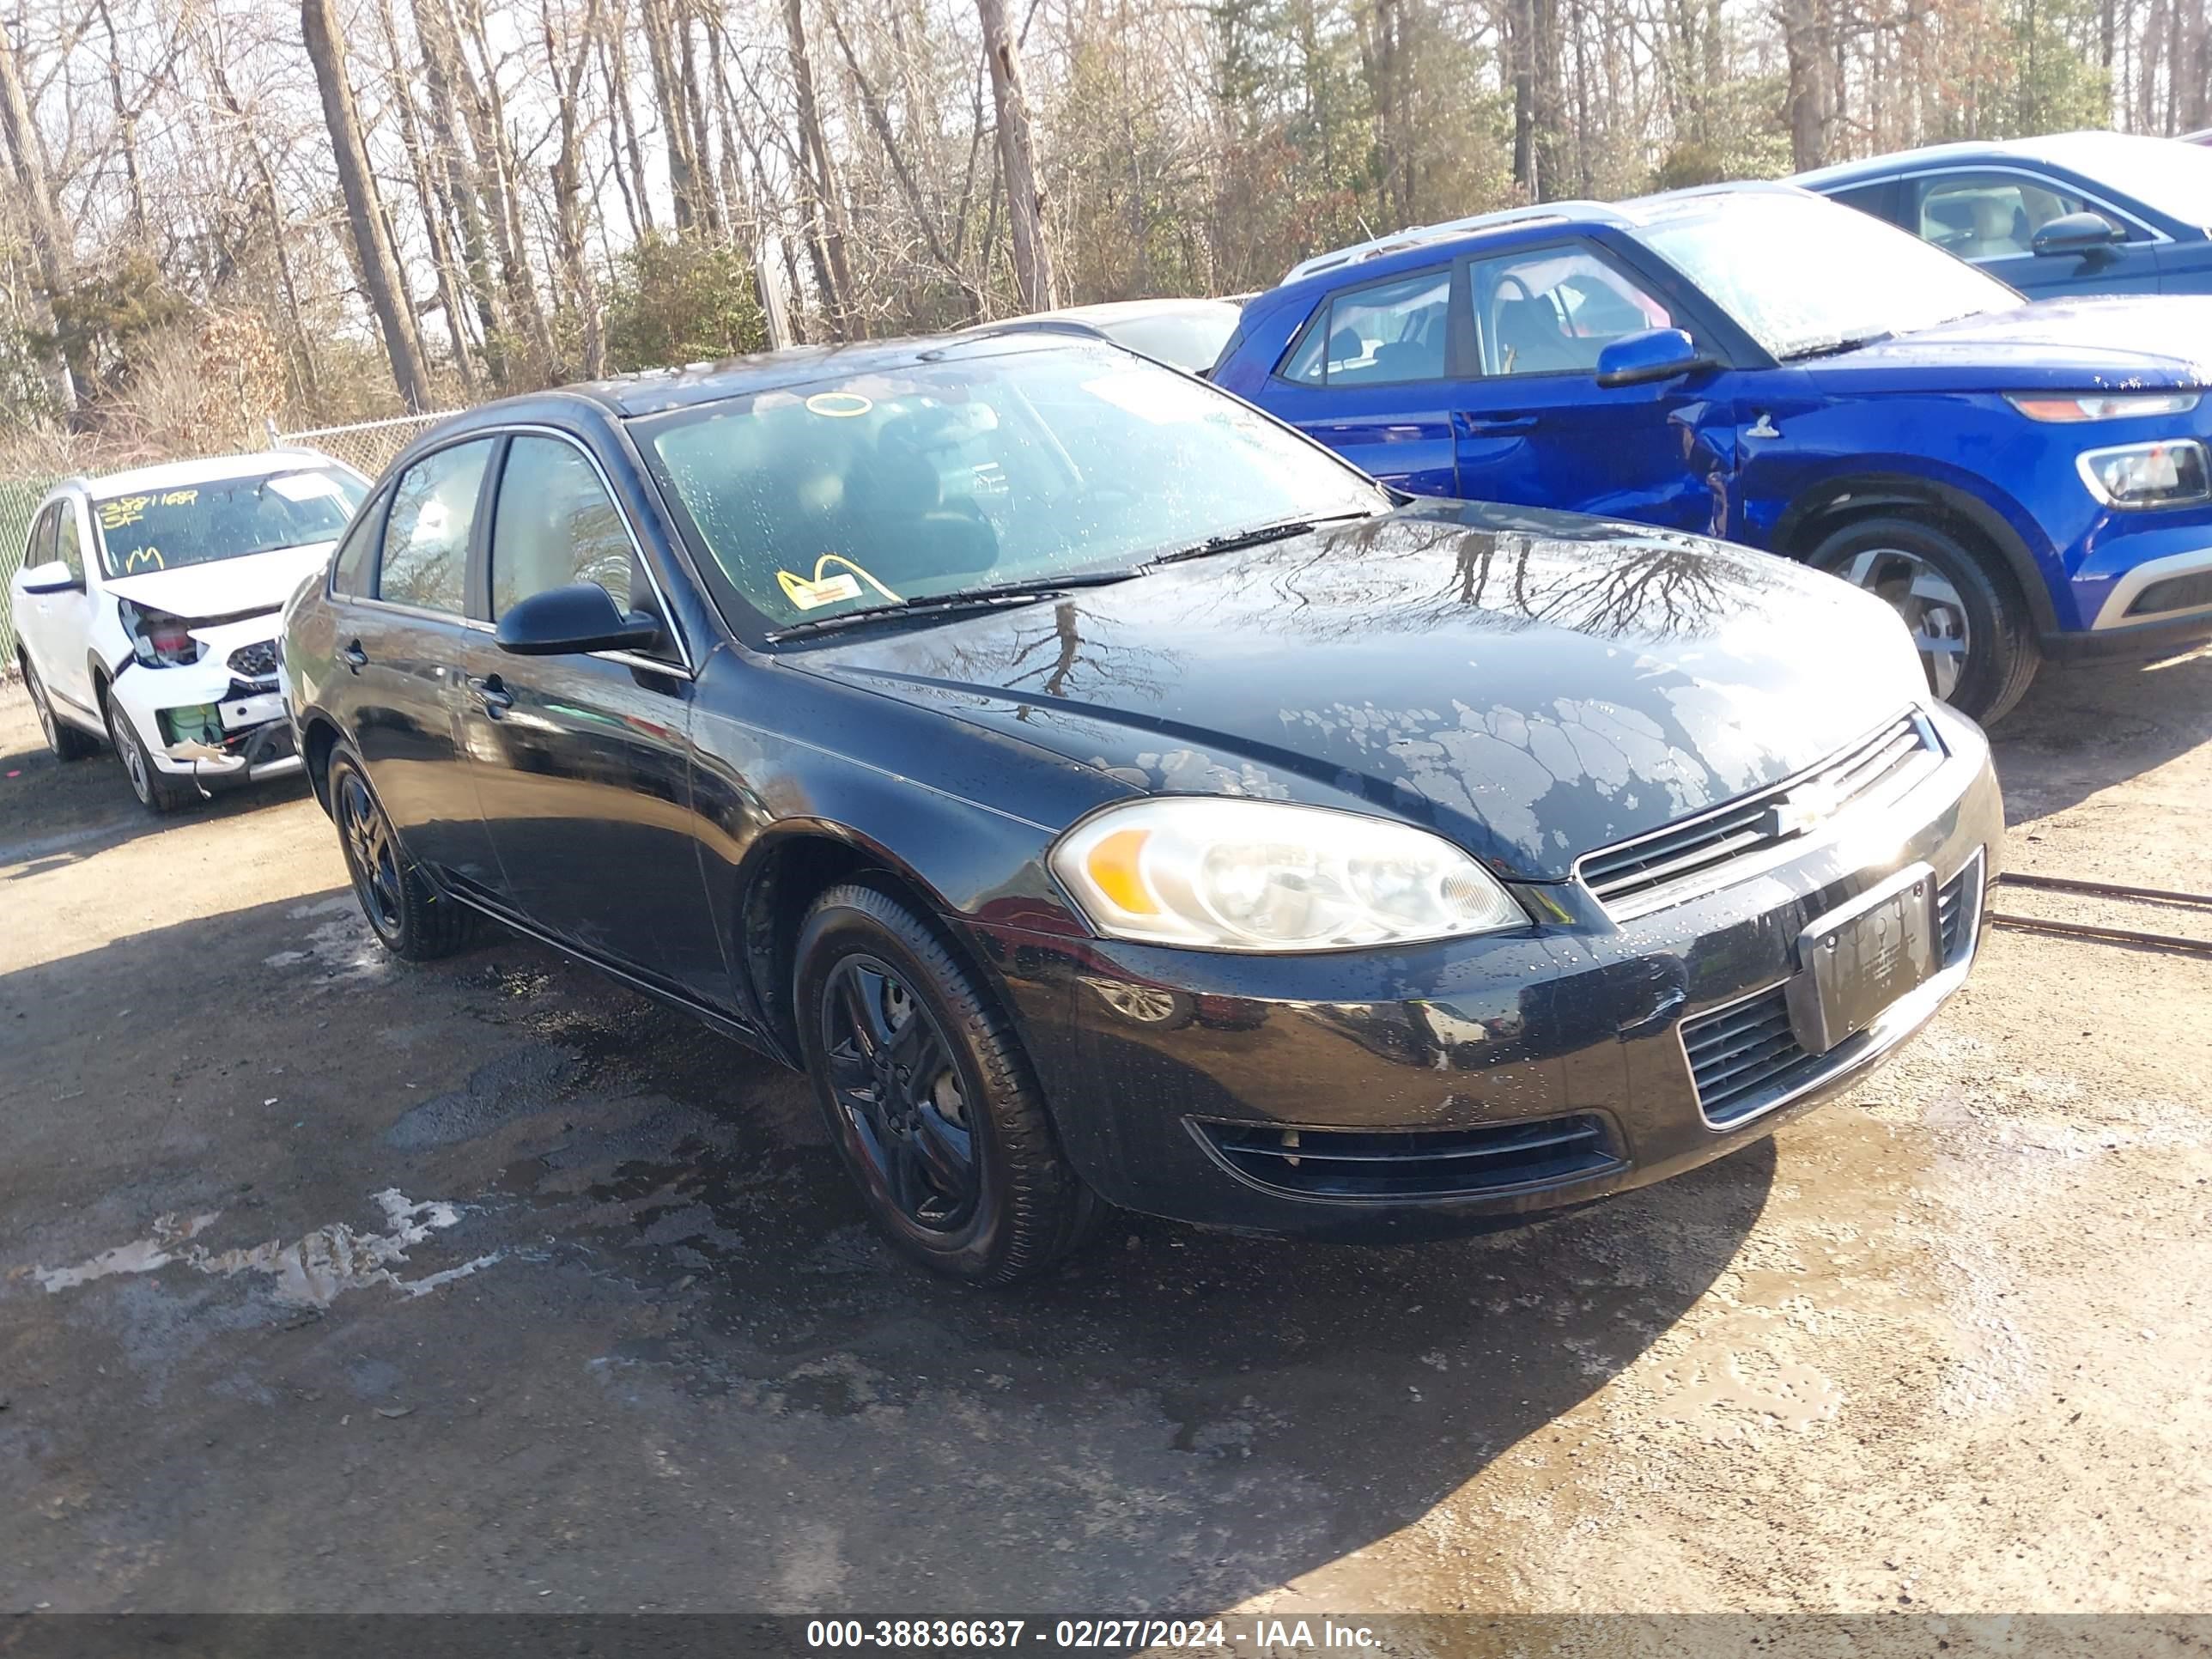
<box><xmin>10</xmin><ymin>449</ymin><xmax>368</xmax><ymax>813</ymax></box>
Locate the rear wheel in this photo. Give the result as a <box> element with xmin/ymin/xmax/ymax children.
<box><xmin>327</xmin><ymin>743</ymin><xmax>476</xmax><ymax>960</ymax></box>
<box><xmin>795</xmin><ymin>880</ymin><xmax>1099</xmax><ymax>1284</ymax></box>
<box><xmin>22</xmin><ymin>658</ymin><xmax>98</xmax><ymax>761</ymax></box>
<box><xmin>1807</xmin><ymin>515</ymin><xmax>2039</xmax><ymax>724</ymax></box>
<box><xmin>105</xmin><ymin>697</ymin><xmax>198</xmax><ymax>814</ymax></box>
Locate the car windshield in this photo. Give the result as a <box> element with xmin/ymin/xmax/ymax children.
<box><xmin>1635</xmin><ymin>191</ymin><xmax>2020</xmax><ymax>360</ymax></box>
<box><xmin>1094</xmin><ymin>306</ymin><xmax>1243</xmax><ymax>374</ymax></box>
<box><xmin>2064</xmin><ymin>133</ymin><xmax>2212</xmax><ymax>227</ymax></box>
<box><xmin>637</xmin><ymin>343</ymin><xmax>1386</xmax><ymax>636</ymax></box>
<box><xmin>94</xmin><ymin>467</ymin><xmax>365</xmax><ymax>579</ymax></box>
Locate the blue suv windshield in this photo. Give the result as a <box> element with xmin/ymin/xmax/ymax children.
<box><xmin>1637</xmin><ymin>192</ymin><xmax>2019</xmax><ymax>361</ymax></box>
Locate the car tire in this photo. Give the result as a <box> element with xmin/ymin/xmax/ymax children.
<box><xmin>1807</xmin><ymin>515</ymin><xmax>2040</xmax><ymax>724</ymax></box>
<box><xmin>22</xmin><ymin>658</ymin><xmax>99</xmax><ymax>761</ymax></box>
<box><xmin>104</xmin><ymin>697</ymin><xmax>199</xmax><ymax>814</ymax></box>
<box><xmin>326</xmin><ymin>743</ymin><xmax>477</xmax><ymax>960</ymax></box>
<box><xmin>794</xmin><ymin>879</ymin><xmax>1100</xmax><ymax>1285</ymax></box>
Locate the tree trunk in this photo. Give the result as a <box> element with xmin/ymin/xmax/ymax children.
<box><xmin>375</xmin><ymin>0</ymin><xmax>478</xmax><ymax>393</ymax></box>
<box><xmin>786</xmin><ymin>0</ymin><xmax>856</xmax><ymax>329</ymax></box>
<box><xmin>1780</xmin><ymin>0</ymin><xmax>1830</xmax><ymax>170</ymax></box>
<box><xmin>544</xmin><ymin>0</ymin><xmax>605</xmax><ymax>379</ymax></box>
<box><xmin>976</xmin><ymin>0</ymin><xmax>1055</xmax><ymax>311</ymax></box>
<box><xmin>0</xmin><ymin>23</ymin><xmax>74</xmax><ymax>406</ymax></box>
<box><xmin>300</xmin><ymin>0</ymin><xmax>434</xmax><ymax>411</ymax></box>
<box><xmin>412</xmin><ymin>0</ymin><xmax>511</xmax><ymax>382</ymax></box>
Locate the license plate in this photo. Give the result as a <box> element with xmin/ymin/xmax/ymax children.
<box><xmin>1784</xmin><ymin>863</ymin><xmax>1939</xmax><ymax>1055</ymax></box>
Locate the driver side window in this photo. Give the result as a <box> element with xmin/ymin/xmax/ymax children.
<box><xmin>54</xmin><ymin>504</ymin><xmax>84</xmax><ymax>582</ymax></box>
<box><xmin>1915</xmin><ymin>173</ymin><xmax>2096</xmax><ymax>261</ymax></box>
<box><xmin>1465</xmin><ymin>246</ymin><xmax>1673</xmax><ymax>378</ymax></box>
<box><xmin>26</xmin><ymin>502</ymin><xmax>58</xmax><ymax>572</ymax></box>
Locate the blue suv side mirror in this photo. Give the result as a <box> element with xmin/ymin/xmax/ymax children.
<box><xmin>1594</xmin><ymin>327</ymin><xmax>1711</xmax><ymax>389</ymax></box>
<box><xmin>2031</xmin><ymin>211</ymin><xmax>2125</xmax><ymax>258</ymax></box>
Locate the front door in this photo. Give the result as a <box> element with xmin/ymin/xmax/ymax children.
<box><xmin>457</xmin><ymin>432</ymin><xmax>728</xmax><ymax>1006</ymax></box>
<box><xmin>1907</xmin><ymin>170</ymin><xmax>2161</xmax><ymax>299</ymax></box>
<box><xmin>345</xmin><ymin>436</ymin><xmax>505</xmax><ymax>890</ymax></box>
<box><xmin>1449</xmin><ymin>241</ymin><xmax>1735</xmax><ymax>534</ymax></box>
<box><xmin>18</xmin><ymin>505</ymin><xmax>92</xmax><ymax>717</ymax></box>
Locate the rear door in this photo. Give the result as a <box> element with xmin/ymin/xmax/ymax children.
<box><xmin>456</xmin><ymin>430</ymin><xmax>727</xmax><ymax>1005</ymax></box>
<box><xmin>344</xmin><ymin>436</ymin><xmax>504</xmax><ymax>890</ymax></box>
<box><xmin>1252</xmin><ymin>265</ymin><xmax>1462</xmax><ymax>495</ymax></box>
<box><xmin>1448</xmin><ymin>240</ymin><xmax>1735</xmax><ymax>533</ymax></box>
<box><xmin>1905</xmin><ymin>168</ymin><xmax>2160</xmax><ymax>297</ymax></box>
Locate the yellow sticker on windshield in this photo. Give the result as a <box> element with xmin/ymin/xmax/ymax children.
<box><xmin>805</xmin><ymin>392</ymin><xmax>873</xmax><ymax>419</ymax></box>
<box><xmin>778</xmin><ymin>570</ymin><xmax>865</xmax><ymax>610</ymax></box>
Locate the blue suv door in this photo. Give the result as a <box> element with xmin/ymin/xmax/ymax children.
<box><xmin>1251</xmin><ymin>264</ymin><xmax>1462</xmax><ymax>496</ymax></box>
<box><xmin>1446</xmin><ymin>239</ymin><xmax>1737</xmax><ymax>534</ymax></box>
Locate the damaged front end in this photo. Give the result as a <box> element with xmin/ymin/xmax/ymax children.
<box><xmin>112</xmin><ymin>610</ymin><xmax>303</xmax><ymax>787</ymax></box>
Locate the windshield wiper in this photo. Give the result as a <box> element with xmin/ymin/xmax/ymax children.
<box><xmin>1781</xmin><ymin>331</ymin><xmax>1895</xmax><ymax>362</ymax></box>
<box><xmin>1144</xmin><ymin>509</ymin><xmax>1384</xmax><ymax>569</ymax></box>
<box><xmin>764</xmin><ymin>568</ymin><xmax>1143</xmax><ymax>642</ymax></box>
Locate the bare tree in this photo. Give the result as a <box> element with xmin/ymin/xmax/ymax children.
<box><xmin>976</xmin><ymin>0</ymin><xmax>1055</xmax><ymax>310</ymax></box>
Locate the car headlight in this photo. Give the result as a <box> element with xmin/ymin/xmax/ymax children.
<box><xmin>1050</xmin><ymin>798</ymin><xmax>1527</xmax><ymax>951</ymax></box>
<box><xmin>116</xmin><ymin>598</ymin><xmax>205</xmax><ymax>667</ymax></box>
<box><xmin>2007</xmin><ymin>392</ymin><xmax>2201</xmax><ymax>422</ymax></box>
<box><xmin>2075</xmin><ymin>439</ymin><xmax>2212</xmax><ymax>509</ymax></box>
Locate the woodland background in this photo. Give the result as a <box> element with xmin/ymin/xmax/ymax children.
<box><xmin>0</xmin><ymin>0</ymin><xmax>2203</xmax><ymax>473</ymax></box>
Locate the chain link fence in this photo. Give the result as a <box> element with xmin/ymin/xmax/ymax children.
<box><xmin>275</xmin><ymin>411</ymin><xmax>455</xmax><ymax>482</ymax></box>
<box><xmin>1</xmin><ymin>480</ymin><xmax>56</xmax><ymax>667</ymax></box>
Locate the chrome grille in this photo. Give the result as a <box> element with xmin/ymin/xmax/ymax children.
<box><xmin>1577</xmin><ymin>712</ymin><xmax>1942</xmax><ymax>919</ymax></box>
<box><xmin>228</xmin><ymin>640</ymin><xmax>280</xmax><ymax>678</ymax></box>
<box><xmin>1196</xmin><ymin>1114</ymin><xmax>1619</xmax><ymax>1200</ymax></box>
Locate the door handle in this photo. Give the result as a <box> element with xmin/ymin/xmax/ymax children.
<box><xmin>1454</xmin><ymin>412</ymin><xmax>1540</xmax><ymax>436</ymax></box>
<box><xmin>341</xmin><ymin>640</ymin><xmax>368</xmax><ymax>672</ymax></box>
<box><xmin>466</xmin><ymin>674</ymin><xmax>513</xmax><ymax>716</ymax></box>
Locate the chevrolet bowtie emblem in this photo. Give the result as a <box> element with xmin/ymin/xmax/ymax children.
<box><xmin>1761</xmin><ymin>782</ymin><xmax>1842</xmax><ymax>838</ymax></box>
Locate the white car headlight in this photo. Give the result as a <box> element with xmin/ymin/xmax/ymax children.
<box><xmin>1050</xmin><ymin>798</ymin><xmax>1527</xmax><ymax>951</ymax></box>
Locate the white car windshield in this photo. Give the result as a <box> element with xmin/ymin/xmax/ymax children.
<box><xmin>639</xmin><ymin>343</ymin><xmax>1385</xmax><ymax>635</ymax></box>
<box><xmin>94</xmin><ymin>467</ymin><xmax>366</xmax><ymax>579</ymax></box>
<box><xmin>1636</xmin><ymin>191</ymin><xmax>2021</xmax><ymax>361</ymax></box>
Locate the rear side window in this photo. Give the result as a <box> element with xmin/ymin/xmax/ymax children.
<box><xmin>1826</xmin><ymin>179</ymin><xmax>1900</xmax><ymax>226</ymax></box>
<box><xmin>489</xmin><ymin>437</ymin><xmax>633</xmax><ymax>617</ymax></box>
<box><xmin>377</xmin><ymin>441</ymin><xmax>493</xmax><ymax>615</ymax></box>
<box><xmin>1280</xmin><ymin>268</ymin><xmax>1452</xmax><ymax>386</ymax></box>
<box><xmin>330</xmin><ymin>488</ymin><xmax>386</xmax><ymax>598</ymax></box>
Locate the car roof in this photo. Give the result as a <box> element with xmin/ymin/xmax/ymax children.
<box><xmin>501</xmin><ymin>331</ymin><xmax>1128</xmax><ymax>422</ymax></box>
<box><xmin>1794</xmin><ymin>130</ymin><xmax>2175</xmax><ymax>187</ymax></box>
<box><xmin>59</xmin><ymin>447</ymin><xmax>349</xmax><ymax>500</ymax></box>
<box><xmin>1272</xmin><ymin>179</ymin><xmax>1808</xmax><ymax>289</ymax></box>
<box><xmin>1024</xmin><ymin>297</ymin><xmax>1243</xmax><ymax>325</ymax></box>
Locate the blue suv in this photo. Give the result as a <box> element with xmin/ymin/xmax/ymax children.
<box><xmin>1214</xmin><ymin>182</ymin><xmax>2212</xmax><ymax>721</ymax></box>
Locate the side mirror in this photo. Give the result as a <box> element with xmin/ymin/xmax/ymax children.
<box><xmin>2032</xmin><ymin>211</ymin><xmax>2124</xmax><ymax>257</ymax></box>
<box><xmin>15</xmin><ymin>560</ymin><xmax>81</xmax><ymax>595</ymax></box>
<box><xmin>495</xmin><ymin>583</ymin><xmax>663</xmax><ymax>657</ymax></box>
<box><xmin>1595</xmin><ymin>327</ymin><xmax>1711</xmax><ymax>389</ymax></box>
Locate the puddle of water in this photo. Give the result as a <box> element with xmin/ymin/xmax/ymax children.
<box><xmin>33</xmin><ymin>1189</ymin><xmax>495</xmax><ymax>1308</ymax></box>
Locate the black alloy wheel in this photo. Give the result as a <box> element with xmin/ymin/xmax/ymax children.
<box><xmin>325</xmin><ymin>742</ymin><xmax>477</xmax><ymax>960</ymax></box>
<box><xmin>795</xmin><ymin>880</ymin><xmax>1099</xmax><ymax>1283</ymax></box>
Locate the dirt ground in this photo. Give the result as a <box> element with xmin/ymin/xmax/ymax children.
<box><xmin>2</xmin><ymin>650</ymin><xmax>2209</xmax><ymax>1630</ymax></box>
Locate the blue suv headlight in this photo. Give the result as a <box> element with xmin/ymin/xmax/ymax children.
<box><xmin>2075</xmin><ymin>440</ymin><xmax>2212</xmax><ymax>510</ymax></box>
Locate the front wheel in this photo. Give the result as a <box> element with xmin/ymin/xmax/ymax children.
<box><xmin>794</xmin><ymin>880</ymin><xmax>1100</xmax><ymax>1285</ymax></box>
<box><xmin>327</xmin><ymin>743</ymin><xmax>477</xmax><ymax>960</ymax></box>
<box><xmin>1807</xmin><ymin>515</ymin><xmax>2039</xmax><ymax>724</ymax></box>
<box><xmin>105</xmin><ymin>698</ymin><xmax>198</xmax><ymax>813</ymax></box>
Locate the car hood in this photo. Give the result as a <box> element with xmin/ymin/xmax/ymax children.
<box><xmin>784</xmin><ymin>501</ymin><xmax>1927</xmax><ymax>882</ymax></box>
<box><xmin>101</xmin><ymin>544</ymin><xmax>334</xmax><ymax>622</ymax></box>
<box><xmin>1804</xmin><ymin>296</ymin><xmax>2212</xmax><ymax>390</ymax></box>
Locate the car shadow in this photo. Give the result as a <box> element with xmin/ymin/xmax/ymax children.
<box><xmin>1988</xmin><ymin>647</ymin><xmax>2212</xmax><ymax>826</ymax></box>
<box><xmin>2</xmin><ymin>878</ymin><xmax>1770</xmax><ymax>1613</ymax></box>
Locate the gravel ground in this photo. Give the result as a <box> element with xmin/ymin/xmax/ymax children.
<box><xmin>1</xmin><ymin>653</ymin><xmax>2207</xmax><ymax>1625</ymax></box>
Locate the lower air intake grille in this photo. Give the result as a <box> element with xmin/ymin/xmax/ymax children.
<box><xmin>1680</xmin><ymin>987</ymin><xmax>1818</xmax><ymax>1127</ymax></box>
<box><xmin>1937</xmin><ymin>866</ymin><xmax>1969</xmax><ymax>963</ymax></box>
<box><xmin>1196</xmin><ymin>1114</ymin><xmax>1619</xmax><ymax>1200</ymax></box>
<box><xmin>2128</xmin><ymin>569</ymin><xmax>2212</xmax><ymax>618</ymax></box>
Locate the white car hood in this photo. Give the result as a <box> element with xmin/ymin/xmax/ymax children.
<box><xmin>102</xmin><ymin>544</ymin><xmax>333</xmax><ymax>621</ymax></box>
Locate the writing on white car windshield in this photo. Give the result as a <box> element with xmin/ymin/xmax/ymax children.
<box><xmin>95</xmin><ymin>468</ymin><xmax>366</xmax><ymax>578</ymax></box>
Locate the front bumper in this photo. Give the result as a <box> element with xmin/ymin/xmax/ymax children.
<box><xmin>110</xmin><ymin>615</ymin><xmax>301</xmax><ymax>785</ymax></box>
<box><xmin>969</xmin><ymin>705</ymin><xmax>2002</xmax><ymax>1238</ymax></box>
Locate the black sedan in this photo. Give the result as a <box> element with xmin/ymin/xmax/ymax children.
<box><xmin>282</xmin><ymin>334</ymin><xmax>2001</xmax><ymax>1283</ymax></box>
